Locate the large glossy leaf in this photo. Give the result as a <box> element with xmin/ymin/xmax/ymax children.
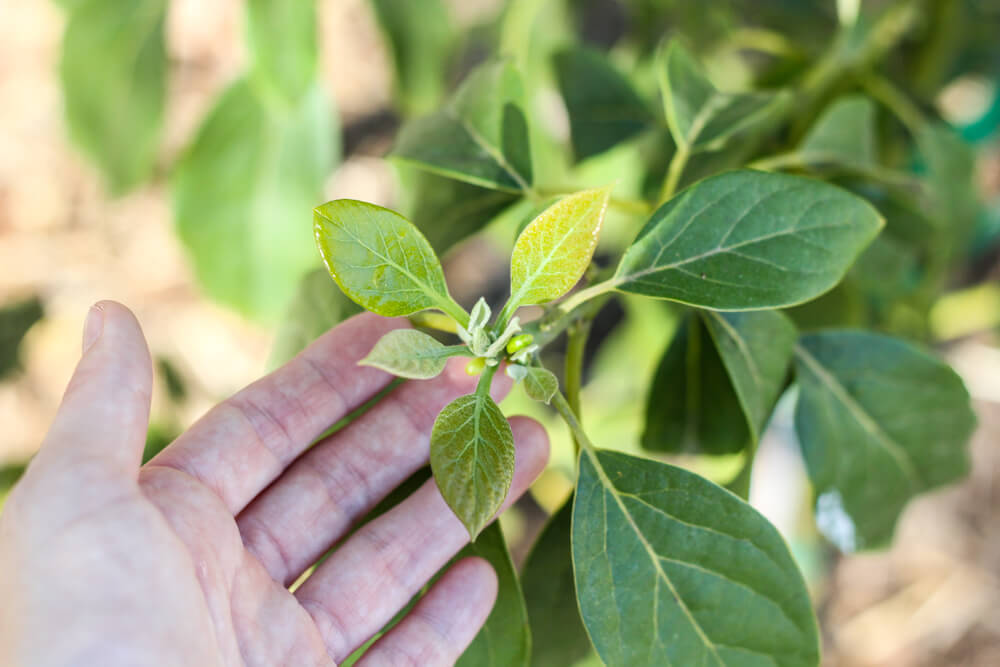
<box><xmin>246</xmin><ymin>0</ymin><xmax>317</xmax><ymax>104</ymax></box>
<box><xmin>371</xmin><ymin>0</ymin><xmax>453</xmax><ymax>115</ymax></box>
<box><xmin>457</xmin><ymin>522</ymin><xmax>531</xmax><ymax>666</ymax></box>
<box><xmin>642</xmin><ymin>316</ymin><xmax>750</xmax><ymax>455</ymax></box>
<box><xmin>660</xmin><ymin>40</ymin><xmax>787</xmax><ymax>152</ymax></box>
<box><xmin>523</xmin><ymin>497</ymin><xmax>590</xmax><ymax>666</ymax></box>
<box><xmin>60</xmin><ymin>0</ymin><xmax>167</xmax><ymax>194</ymax></box>
<box><xmin>573</xmin><ymin>449</ymin><xmax>820</xmax><ymax>666</ymax></box>
<box><xmin>702</xmin><ymin>310</ymin><xmax>797</xmax><ymax>437</ymax></box>
<box><xmin>173</xmin><ymin>78</ymin><xmax>336</xmax><ymax>321</ymax></box>
<box><xmin>0</xmin><ymin>297</ymin><xmax>44</xmax><ymax>380</ymax></box>
<box><xmin>268</xmin><ymin>269</ymin><xmax>362</xmax><ymax>367</ymax></box>
<box><xmin>397</xmin><ymin>167</ymin><xmax>520</xmax><ymax>254</ymax></box>
<box><xmin>508</xmin><ymin>187</ymin><xmax>611</xmax><ymax>309</ymax></box>
<box><xmin>314</xmin><ymin>200</ymin><xmax>458</xmax><ymax>319</ymax></box>
<box><xmin>612</xmin><ymin>170</ymin><xmax>884</xmax><ymax>309</ymax></box>
<box><xmin>430</xmin><ymin>393</ymin><xmax>515</xmax><ymax>539</ymax></box>
<box><xmin>392</xmin><ymin>61</ymin><xmax>533</xmax><ymax>192</ymax></box>
<box><xmin>360</xmin><ymin>329</ymin><xmax>467</xmax><ymax>379</ymax></box>
<box><xmin>554</xmin><ymin>48</ymin><xmax>653</xmax><ymax>161</ymax></box>
<box><xmin>794</xmin><ymin>331</ymin><xmax>976</xmax><ymax>551</ymax></box>
<box><xmin>797</xmin><ymin>95</ymin><xmax>876</xmax><ymax>168</ymax></box>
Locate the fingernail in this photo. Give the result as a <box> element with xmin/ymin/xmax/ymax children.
<box><xmin>82</xmin><ymin>304</ymin><xmax>105</xmax><ymax>355</ymax></box>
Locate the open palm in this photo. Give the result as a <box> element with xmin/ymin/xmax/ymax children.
<box><xmin>0</xmin><ymin>302</ymin><xmax>548</xmax><ymax>666</ymax></box>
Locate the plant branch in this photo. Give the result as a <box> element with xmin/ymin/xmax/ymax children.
<box><xmin>659</xmin><ymin>142</ymin><xmax>690</xmax><ymax>205</ymax></box>
<box><xmin>860</xmin><ymin>71</ymin><xmax>926</xmax><ymax>134</ymax></box>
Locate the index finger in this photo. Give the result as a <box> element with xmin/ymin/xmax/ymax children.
<box><xmin>148</xmin><ymin>312</ymin><xmax>406</xmax><ymax>514</ymax></box>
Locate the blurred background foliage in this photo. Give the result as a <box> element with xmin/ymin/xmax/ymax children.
<box><xmin>2</xmin><ymin>0</ymin><xmax>1000</xmax><ymax>664</ymax></box>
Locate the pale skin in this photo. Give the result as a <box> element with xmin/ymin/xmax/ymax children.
<box><xmin>0</xmin><ymin>301</ymin><xmax>549</xmax><ymax>666</ymax></box>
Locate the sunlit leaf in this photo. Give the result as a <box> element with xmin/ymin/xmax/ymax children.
<box><xmin>173</xmin><ymin>78</ymin><xmax>336</xmax><ymax>321</ymax></box>
<box><xmin>509</xmin><ymin>187</ymin><xmax>611</xmax><ymax>309</ymax></box>
<box><xmin>574</xmin><ymin>448</ymin><xmax>820</xmax><ymax>666</ymax></box>
<box><xmin>612</xmin><ymin>170</ymin><xmax>884</xmax><ymax>309</ymax></box>
<box><xmin>522</xmin><ymin>497</ymin><xmax>591</xmax><ymax>666</ymax></box>
<box><xmin>360</xmin><ymin>329</ymin><xmax>467</xmax><ymax>379</ymax></box>
<box><xmin>314</xmin><ymin>199</ymin><xmax>458</xmax><ymax>319</ymax></box>
<box><xmin>794</xmin><ymin>331</ymin><xmax>976</xmax><ymax>550</ymax></box>
<box><xmin>246</xmin><ymin>0</ymin><xmax>318</xmax><ymax>104</ymax></box>
<box><xmin>392</xmin><ymin>61</ymin><xmax>533</xmax><ymax>192</ymax></box>
<box><xmin>430</xmin><ymin>393</ymin><xmax>515</xmax><ymax>539</ymax></box>
<box><xmin>554</xmin><ymin>47</ymin><xmax>653</xmax><ymax>161</ymax></box>
<box><xmin>59</xmin><ymin>0</ymin><xmax>167</xmax><ymax>194</ymax></box>
<box><xmin>660</xmin><ymin>40</ymin><xmax>788</xmax><ymax>152</ymax></box>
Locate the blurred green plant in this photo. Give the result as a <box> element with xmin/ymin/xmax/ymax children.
<box><xmin>53</xmin><ymin>0</ymin><xmax>1000</xmax><ymax>664</ymax></box>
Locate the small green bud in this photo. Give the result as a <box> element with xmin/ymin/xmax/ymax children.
<box><xmin>506</xmin><ymin>334</ymin><xmax>534</xmax><ymax>356</ymax></box>
<box><xmin>465</xmin><ymin>357</ymin><xmax>488</xmax><ymax>376</ymax></box>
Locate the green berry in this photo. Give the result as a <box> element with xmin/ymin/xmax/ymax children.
<box><xmin>465</xmin><ymin>357</ymin><xmax>487</xmax><ymax>376</ymax></box>
<box><xmin>506</xmin><ymin>333</ymin><xmax>534</xmax><ymax>356</ymax></box>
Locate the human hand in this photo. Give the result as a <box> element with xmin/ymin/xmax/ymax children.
<box><xmin>0</xmin><ymin>302</ymin><xmax>548</xmax><ymax>666</ymax></box>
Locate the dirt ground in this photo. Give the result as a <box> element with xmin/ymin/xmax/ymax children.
<box><xmin>2</xmin><ymin>2</ymin><xmax>999</xmax><ymax>664</ymax></box>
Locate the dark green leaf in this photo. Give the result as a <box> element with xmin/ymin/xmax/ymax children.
<box><xmin>523</xmin><ymin>497</ymin><xmax>590</xmax><ymax>666</ymax></box>
<box><xmin>794</xmin><ymin>331</ymin><xmax>976</xmax><ymax>550</ymax></box>
<box><xmin>269</xmin><ymin>269</ymin><xmax>362</xmax><ymax>367</ymax></box>
<box><xmin>314</xmin><ymin>199</ymin><xmax>459</xmax><ymax>319</ymax></box>
<box><xmin>574</xmin><ymin>449</ymin><xmax>820</xmax><ymax>666</ymax></box>
<box><xmin>397</xmin><ymin>167</ymin><xmax>520</xmax><ymax>254</ymax></box>
<box><xmin>371</xmin><ymin>0</ymin><xmax>453</xmax><ymax>115</ymax></box>
<box><xmin>916</xmin><ymin>122</ymin><xmax>979</xmax><ymax>243</ymax></box>
<box><xmin>613</xmin><ymin>170</ymin><xmax>884</xmax><ymax>309</ymax></box>
<box><xmin>702</xmin><ymin>310</ymin><xmax>797</xmax><ymax>438</ymax></box>
<box><xmin>173</xmin><ymin>78</ymin><xmax>336</xmax><ymax>321</ymax></box>
<box><xmin>392</xmin><ymin>61</ymin><xmax>533</xmax><ymax>193</ymax></box>
<box><xmin>246</xmin><ymin>0</ymin><xmax>318</xmax><ymax>103</ymax></box>
<box><xmin>60</xmin><ymin>0</ymin><xmax>167</xmax><ymax>194</ymax></box>
<box><xmin>430</xmin><ymin>393</ymin><xmax>516</xmax><ymax>539</ymax></box>
<box><xmin>360</xmin><ymin>329</ymin><xmax>467</xmax><ymax>379</ymax></box>
<box><xmin>797</xmin><ymin>95</ymin><xmax>877</xmax><ymax>168</ymax></box>
<box><xmin>0</xmin><ymin>297</ymin><xmax>44</xmax><ymax>380</ymax></box>
<box><xmin>642</xmin><ymin>316</ymin><xmax>749</xmax><ymax>455</ymax></box>
<box><xmin>660</xmin><ymin>40</ymin><xmax>788</xmax><ymax>152</ymax></box>
<box><xmin>0</xmin><ymin>462</ymin><xmax>27</xmax><ymax>498</ymax></box>
<box><xmin>554</xmin><ymin>48</ymin><xmax>653</xmax><ymax>161</ymax></box>
<box><xmin>457</xmin><ymin>522</ymin><xmax>531</xmax><ymax>666</ymax></box>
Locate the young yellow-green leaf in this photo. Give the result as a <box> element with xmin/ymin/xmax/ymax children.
<box><xmin>508</xmin><ymin>187</ymin><xmax>611</xmax><ymax>310</ymax></box>
<box><xmin>660</xmin><ymin>40</ymin><xmax>788</xmax><ymax>152</ymax></box>
<box><xmin>314</xmin><ymin>200</ymin><xmax>459</xmax><ymax>319</ymax></box>
<box><xmin>392</xmin><ymin>60</ymin><xmax>533</xmax><ymax>192</ymax></box>
<box><xmin>523</xmin><ymin>366</ymin><xmax>558</xmax><ymax>404</ymax></box>
<box><xmin>246</xmin><ymin>0</ymin><xmax>318</xmax><ymax>104</ymax></box>
<box><xmin>574</xmin><ymin>449</ymin><xmax>820</xmax><ymax>666</ymax></box>
<box><xmin>360</xmin><ymin>329</ymin><xmax>467</xmax><ymax>379</ymax></box>
<box><xmin>794</xmin><ymin>331</ymin><xmax>976</xmax><ymax>551</ymax></box>
<box><xmin>60</xmin><ymin>0</ymin><xmax>167</xmax><ymax>194</ymax></box>
<box><xmin>523</xmin><ymin>496</ymin><xmax>591</xmax><ymax>666</ymax></box>
<box><xmin>643</xmin><ymin>316</ymin><xmax>750</xmax><ymax>455</ymax></box>
<box><xmin>173</xmin><ymin>78</ymin><xmax>336</xmax><ymax>321</ymax></box>
<box><xmin>430</xmin><ymin>393</ymin><xmax>515</xmax><ymax>539</ymax></box>
<box><xmin>797</xmin><ymin>95</ymin><xmax>877</xmax><ymax>169</ymax></box>
<box><xmin>702</xmin><ymin>309</ymin><xmax>797</xmax><ymax>438</ymax></box>
<box><xmin>612</xmin><ymin>170</ymin><xmax>884</xmax><ymax>310</ymax></box>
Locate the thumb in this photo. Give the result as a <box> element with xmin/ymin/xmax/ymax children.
<box><xmin>32</xmin><ymin>301</ymin><xmax>153</xmax><ymax>482</ymax></box>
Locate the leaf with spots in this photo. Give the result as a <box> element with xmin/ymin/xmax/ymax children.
<box><xmin>313</xmin><ymin>199</ymin><xmax>465</xmax><ymax>323</ymax></box>
<box><xmin>611</xmin><ymin>170</ymin><xmax>883</xmax><ymax>310</ymax></box>
<box><xmin>430</xmin><ymin>392</ymin><xmax>515</xmax><ymax>539</ymax></box>
<box><xmin>573</xmin><ymin>448</ymin><xmax>820</xmax><ymax>667</ymax></box>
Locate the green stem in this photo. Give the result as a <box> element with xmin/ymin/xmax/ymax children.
<box><xmin>860</xmin><ymin>71</ymin><xmax>926</xmax><ymax>134</ymax></box>
<box><xmin>659</xmin><ymin>142</ymin><xmax>690</xmax><ymax>205</ymax></box>
<box><xmin>556</xmin><ymin>279</ymin><xmax>618</xmax><ymax>316</ymax></box>
<box><xmin>439</xmin><ymin>297</ymin><xmax>471</xmax><ymax>330</ymax></box>
<box><xmin>551</xmin><ymin>390</ymin><xmax>597</xmax><ymax>454</ymax></box>
<box><xmin>564</xmin><ymin>319</ymin><xmax>592</xmax><ymax>454</ymax></box>
<box><xmin>534</xmin><ymin>187</ymin><xmax>652</xmax><ymax>216</ymax></box>
<box><xmin>475</xmin><ymin>362</ymin><xmax>498</xmax><ymax>398</ymax></box>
